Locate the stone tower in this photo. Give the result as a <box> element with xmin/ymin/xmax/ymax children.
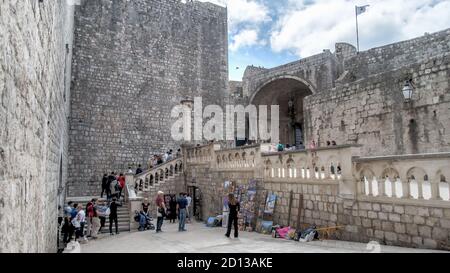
<box><xmin>67</xmin><ymin>0</ymin><xmax>228</xmax><ymax>197</ymax></box>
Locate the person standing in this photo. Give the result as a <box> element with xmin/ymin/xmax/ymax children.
<box><xmin>169</xmin><ymin>195</ymin><xmax>177</xmax><ymax>223</ymax></box>
<box><xmin>91</xmin><ymin>201</ymin><xmax>101</xmax><ymax>239</ymax></box>
<box><xmin>118</xmin><ymin>173</ymin><xmax>126</xmax><ymax>200</ymax></box>
<box><xmin>155</xmin><ymin>191</ymin><xmax>166</xmax><ymax>233</ymax></box>
<box><xmin>177</xmin><ymin>193</ymin><xmax>188</xmax><ymax>232</ymax></box>
<box><xmin>72</xmin><ymin>204</ymin><xmax>86</xmax><ymax>242</ymax></box>
<box><xmin>109</xmin><ymin>198</ymin><xmax>121</xmax><ymax>235</ymax></box>
<box><xmin>62</xmin><ymin>201</ymin><xmax>74</xmax><ymax>243</ymax></box>
<box><xmin>186</xmin><ymin>193</ymin><xmax>192</xmax><ymax>223</ymax></box>
<box><xmin>225</xmin><ymin>193</ymin><xmax>240</xmax><ymax>238</ymax></box>
<box><xmin>85</xmin><ymin>199</ymin><xmax>96</xmax><ymax>238</ymax></box>
<box><xmin>136</xmin><ymin>165</ymin><xmax>143</xmax><ymax>175</ymax></box>
<box><xmin>101</xmin><ymin>174</ymin><xmax>108</xmax><ymax>198</ymax></box>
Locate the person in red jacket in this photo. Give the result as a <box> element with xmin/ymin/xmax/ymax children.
<box><xmin>118</xmin><ymin>173</ymin><xmax>126</xmax><ymax>200</ymax></box>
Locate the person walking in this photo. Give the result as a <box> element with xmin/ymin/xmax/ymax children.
<box><xmin>72</xmin><ymin>204</ymin><xmax>86</xmax><ymax>242</ymax></box>
<box><xmin>96</xmin><ymin>200</ymin><xmax>109</xmax><ymax>233</ymax></box>
<box><xmin>136</xmin><ymin>165</ymin><xmax>143</xmax><ymax>175</ymax></box>
<box><xmin>101</xmin><ymin>174</ymin><xmax>108</xmax><ymax>198</ymax></box>
<box><xmin>110</xmin><ymin>176</ymin><xmax>119</xmax><ymax>200</ymax></box>
<box><xmin>225</xmin><ymin>193</ymin><xmax>240</xmax><ymax>238</ymax></box>
<box><xmin>106</xmin><ymin>172</ymin><xmax>116</xmax><ymax>200</ymax></box>
<box><xmin>109</xmin><ymin>198</ymin><xmax>121</xmax><ymax>235</ymax></box>
<box><xmin>118</xmin><ymin>173</ymin><xmax>125</xmax><ymax>200</ymax></box>
<box><xmin>177</xmin><ymin>193</ymin><xmax>188</xmax><ymax>232</ymax></box>
<box><xmin>155</xmin><ymin>191</ymin><xmax>166</xmax><ymax>233</ymax></box>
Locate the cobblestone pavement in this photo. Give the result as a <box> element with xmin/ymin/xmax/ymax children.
<box><xmin>80</xmin><ymin>221</ymin><xmax>446</xmax><ymax>253</ymax></box>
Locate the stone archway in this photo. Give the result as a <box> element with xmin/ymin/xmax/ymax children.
<box><xmin>250</xmin><ymin>77</ymin><xmax>314</xmax><ymax>146</ymax></box>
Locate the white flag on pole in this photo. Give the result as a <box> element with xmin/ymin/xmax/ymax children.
<box><xmin>356</xmin><ymin>5</ymin><xmax>370</xmax><ymax>15</ymax></box>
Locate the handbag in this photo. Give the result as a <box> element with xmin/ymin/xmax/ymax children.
<box><xmin>158</xmin><ymin>207</ymin><xmax>166</xmax><ymax>217</ymax></box>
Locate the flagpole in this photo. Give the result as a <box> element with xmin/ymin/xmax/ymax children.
<box><xmin>355</xmin><ymin>5</ymin><xmax>360</xmax><ymax>52</ymax></box>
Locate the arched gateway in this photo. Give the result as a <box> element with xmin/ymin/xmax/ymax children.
<box><xmin>250</xmin><ymin>76</ymin><xmax>314</xmax><ymax>147</ymax></box>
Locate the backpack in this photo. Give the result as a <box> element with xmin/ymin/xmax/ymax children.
<box><xmin>277</xmin><ymin>144</ymin><xmax>284</xmax><ymax>152</ymax></box>
<box><xmin>114</xmin><ymin>181</ymin><xmax>120</xmax><ymax>191</ymax></box>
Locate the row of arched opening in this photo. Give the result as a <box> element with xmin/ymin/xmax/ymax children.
<box><xmin>360</xmin><ymin>167</ymin><xmax>450</xmax><ymax>201</ymax></box>
<box><xmin>264</xmin><ymin>158</ymin><xmax>342</xmax><ymax>180</ymax></box>
<box><xmin>217</xmin><ymin>151</ymin><xmax>257</xmax><ymax>169</ymax></box>
<box><xmin>135</xmin><ymin>161</ymin><xmax>183</xmax><ymax>192</ymax></box>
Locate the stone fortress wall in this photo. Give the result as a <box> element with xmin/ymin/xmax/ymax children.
<box><xmin>0</xmin><ymin>1</ymin><xmax>76</xmax><ymax>252</ymax></box>
<box><xmin>239</xmin><ymin>29</ymin><xmax>450</xmax><ymax>157</ymax></box>
<box><xmin>67</xmin><ymin>0</ymin><xmax>228</xmax><ymax>197</ymax></box>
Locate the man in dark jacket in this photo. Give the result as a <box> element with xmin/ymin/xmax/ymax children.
<box><xmin>101</xmin><ymin>174</ymin><xmax>108</xmax><ymax>198</ymax></box>
<box><xmin>109</xmin><ymin>198</ymin><xmax>122</xmax><ymax>235</ymax></box>
<box><xmin>106</xmin><ymin>172</ymin><xmax>116</xmax><ymax>200</ymax></box>
<box><xmin>136</xmin><ymin>165</ymin><xmax>143</xmax><ymax>175</ymax></box>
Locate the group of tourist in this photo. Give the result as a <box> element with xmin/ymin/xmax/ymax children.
<box><xmin>275</xmin><ymin>139</ymin><xmax>338</xmax><ymax>152</ymax></box>
<box><xmin>152</xmin><ymin>191</ymin><xmax>192</xmax><ymax>233</ymax></box>
<box><xmin>101</xmin><ymin>172</ymin><xmax>126</xmax><ymax>201</ymax></box>
<box><xmin>60</xmin><ymin>197</ymin><xmax>123</xmax><ymax>245</ymax></box>
<box><xmin>148</xmin><ymin>148</ymin><xmax>182</xmax><ymax>169</ymax></box>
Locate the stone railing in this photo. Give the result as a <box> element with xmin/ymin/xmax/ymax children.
<box><xmin>215</xmin><ymin>144</ymin><xmax>260</xmax><ymax>170</ymax></box>
<box><xmin>261</xmin><ymin>145</ymin><xmax>360</xmax><ymax>194</ymax></box>
<box><xmin>186</xmin><ymin>143</ymin><xmax>218</xmax><ymax>165</ymax></box>
<box><xmin>354</xmin><ymin>152</ymin><xmax>450</xmax><ymax>206</ymax></box>
<box><xmin>131</xmin><ymin>158</ymin><xmax>184</xmax><ymax>194</ymax></box>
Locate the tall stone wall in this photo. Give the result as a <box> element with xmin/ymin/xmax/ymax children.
<box><xmin>304</xmin><ymin>51</ymin><xmax>450</xmax><ymax>156</ymax></box>
<box><xmin>0</xmin><ymin>1</ymin><xmax>75</xmax><ymax>252</ymax></box>
<box><xmin>68</xmin><ymin>0</ymin><xmax>228</xmax><ymax>197</ymax></box>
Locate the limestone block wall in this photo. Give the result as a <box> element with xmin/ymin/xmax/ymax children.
<box><xmin>68</xmin><ymin>0</ymin><xmax>228</xmax><ymax>197</ymax></box>
<box><xmin>304</xmin><ymin>52</ymin><xmax>450</xmax><ymax>156</ymax></box>
<box><xmin>0</xmin><ymin>1</ymin><xmax>75</xmax><ymax>252</ymax></box>
<box><xmin>344</xmin><ymin>29</ymin><xmax>450</xmax><ymax>80</ymax></box>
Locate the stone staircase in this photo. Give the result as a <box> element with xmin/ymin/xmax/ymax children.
<box><xmin>65</xmin><ymin>197</ymin><xmax>130</xmax><ymax>233</ymax></box>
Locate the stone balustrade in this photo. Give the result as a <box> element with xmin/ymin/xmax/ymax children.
<box><xmin>354</xmin><ymin>153</ymin><xmax>450</xmax><ymax>205</ymax></box>
<box><xmin>186</xmin><ymin>143</ymin><xmax>217</xmax><ymax>165</ymax></box>
<box><xmin>215</xmin><ymin>144</ymin><xmax>260</xmax><ymax>170</ymax></box>
<box><xmin>132</xmin><ymin>158</ymin><xmax>184</xmax><ymax>194</ymax></box>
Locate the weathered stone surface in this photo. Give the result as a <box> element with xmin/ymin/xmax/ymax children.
<box><xmin>382</xmin><ymin>222</ymin><xmax>394</xmax><ymax>232</ymax></box>
<box><xmin>68</xmin><ymin>0</ymin><xmax>228</xmax><ymax>196</ymax></box>
<box><xmin>368</xmin><ymin>211</ymin><xmax>378</xmax><ymax>219</ymax></box>
<box><xmin>414</xmin><ymin>216</ymin><xmax>426</xmax><ymax>225</ymax></box>
<box><xmin>389</xmin><ymin>213</ymin><xmax>401</xmax><ymax>222</ymax></box>
<box><xmin>418</xmin><ymin>226</ymin><xmax>432</xmax><ymax>238</ymax></box>
<box><xmin>394</xmin><ymin>223</ymin><xmax>406</xmax><ymax>234</ymax></box>
<box><xmin>394</xmin><ymin>206</ymin><xmax>404</xmax><ymax>214</ymax></box>
<box><xmin>0</xmin><ymin>0</ymin><xmax>74</xmax><ymax>253</ymax></box>
<box><xmin>381</xmin><ymin>204</ymin><xmax>393</xmax><ymax>213</ymax></box>
<box><xmin>432</xmin><ymin>227</ymin><xmax>448</xmax><ymax>241</ymax></box>
<box><xmin>423</xmin><ymin>239</ymin><xmax>438</xmax><ymax>249</ymax></box>
<box><xmin>385</xmin><ymin>232</ymin><xmax>398</xmax><ymax>242</ymax></box>
<box><xmin>407</xmin><ymin>224</ymin><xmax>419</xmax><ymax>236</ymax></box>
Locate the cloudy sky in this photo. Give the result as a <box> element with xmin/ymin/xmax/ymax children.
<box><xmin>197</xmin><ymin>0</ymin><xmax>450</xmax><ymax>81</ymax></box>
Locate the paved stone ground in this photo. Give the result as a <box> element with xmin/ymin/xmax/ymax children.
<box><xmin>80</xmin><ymin>221</ymin><xmax>446</xmax><ymax>253</ymax></box>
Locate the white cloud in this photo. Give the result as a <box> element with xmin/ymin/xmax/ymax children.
<box><xmin>230</xmin><ymin>29</ymin><xmax>263</xmax><ymax>51</ymax></box>
<box><xmin>270</xmin><ymin>0</ymin><xmax>450</xmax><ymax>57</ymax></box>
<box><xmin>198</xmin><ymin>0</ymin><xmax>271</xmax><ymax>32</ymax></box>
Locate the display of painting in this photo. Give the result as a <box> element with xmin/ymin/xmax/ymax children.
<box><xmin>222</xmin><ymin>180</ymin><xmax>277</xmax><ymax>232</ymax></box>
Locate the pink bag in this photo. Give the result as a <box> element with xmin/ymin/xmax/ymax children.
<box><xmin>276</xmin><ymin>226</ymin><xmax>291</xmax><ymax>238</ymax></box>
